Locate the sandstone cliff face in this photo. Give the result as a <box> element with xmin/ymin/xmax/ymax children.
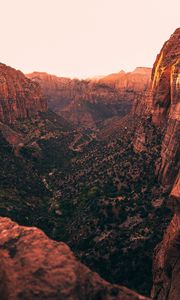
<box><xmin>150</xmin><ymin>29</ymin><xmax>180</xmax><ymax>299</ymax></box>
<box><xmin>0</xmin><ymin>64</ymin><xmax>47</xmax><ymax>124</ymax></box>
<box><xmin>131</xmin><ymin>29</ymin><xmax>180</xmax><ymax>299</ymax></box>
<box><xmin>0</xmin><ymin>217</ymin><xmax>149</xmax><ymax>300</ymax></box>
<box><xmin>151</xmin><ymin>29</ymin><xmax>180</xmax><ymax>189</ymax></box>
<box><xmin>151</xmin><ymin>29</ymin><xmax>180</xmax><ymax>126</ymax></box>
<box><xmin>133</xmin><ymin>29</ymin><xmax>180</xmax><ymax>191</ymax></box>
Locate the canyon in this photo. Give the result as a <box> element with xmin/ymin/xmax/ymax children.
<box><xmin>0</xmin><ymin>28</ymin><xmax>179</xmax><ymax>300</ymax></box>
<box><xmin>27</xmin><ymin>67</ymin><xmax>151</xmax><ymax>128</ymax></box>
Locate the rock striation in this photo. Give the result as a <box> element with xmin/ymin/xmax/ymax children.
<box><xmin>0</xmin><ymin>217</ymin><xmax>149</xmax><ymax>300</ymax></box>
<box><xmin>0</xmin><ymin>63</ymin><xmax>47</xmax><ymax>124</ymax></box>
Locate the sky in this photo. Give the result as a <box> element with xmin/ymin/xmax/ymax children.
<box><xmin>0</xmin><ymin>0</ymin><xmax>179</xmax><ymax>78</ymax></box>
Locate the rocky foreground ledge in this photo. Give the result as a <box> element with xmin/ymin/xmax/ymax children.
<box><xmin>0</xmin><ymin>217</ymin><xmax>149</xmax><ymax>300</ymax></box>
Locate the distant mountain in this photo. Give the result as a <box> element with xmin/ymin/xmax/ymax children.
<box><xmin>98</xmin><ymin>67</ymin><xmax>151</xmax><ymax>91</ymax></box>
<box><xmin>27</xmin><ymin>67</ymin><xmax>151</xmax><ymax>128</ymax></box>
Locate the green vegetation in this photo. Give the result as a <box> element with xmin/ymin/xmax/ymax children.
<box><xmin>0</xmin><ymin>113</ymin><xmax>172</xmax><ymax>296</ymax></box>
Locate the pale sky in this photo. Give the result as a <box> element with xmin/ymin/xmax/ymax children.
<box><xmin>0</xmin><ymin>0</ymin><xmax>179</xmax><ymax>78</ymax></box>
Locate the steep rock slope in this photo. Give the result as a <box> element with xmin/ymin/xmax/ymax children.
<box><xmin>118</xmin><ymin>28</ymin><xmax>180</xmax><ymax>299</ymax></box>
<box><xmin>0</xmin><ymin>217</ymin><xmax>149</xmax><ymax>300</ymax></box>
<box><xmin>0</xmin><ymin>63</ymin><xmax>47</xmax><ymax>124</ymax></box>
<box><xmin>133</xmin><ymin>29</ymin><xmax>180</xmax><ymax>191</ymax></box>
<box><xmin>151</xmin><ymin>28</ymin><xmax>180</xmax><ymax>189</ymax></box>
<box><xmin>149</xmin><ymin>28</ymin><xmax>180</xmax><ymax>299</ymax></box>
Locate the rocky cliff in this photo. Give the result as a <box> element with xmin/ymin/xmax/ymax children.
<box><xmin>151</xmin><ymin>29</ymin><xmax>179</xmax><ymax>127</ymax></box>
<box><xmin>133</xmin><ymin>29</ymin><xmax>180</xmax><ymax>191</ymax></box>
<box><xmin>151</xmin><ymin>28</ymin><xmax>180</xmax><ymax>189</ymax></box>
<box><xmin>150</xmin><ymin>29</ymin><xmax>180</xmax><ymax>299</ymax></box>
<box><xmin>0</xmin><ymin>217</ymin><xmax>149</xmax><ymax>300</ymax></box>
<box><xmin>0</xmin><ymin>63</ymin><xmax>47</xmax><ymax>124</ymax></box>
<box><xmin>131</xmin><ymin>29</ymin><xmax>180</xmax><ymax>299</ymax></box>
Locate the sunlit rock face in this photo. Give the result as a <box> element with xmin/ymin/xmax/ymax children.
<box><xmin>0</xmin><ymin>63</ymin><xmax>47</xmax><ymax>124</ymax></box>
<box><xmin>132</xmin><ymin>29</ymin><xmax>180</xmax><ymax>191</ymax></box>
<box><xmin>0</xmin><ymin>217</ymin><xmax>149</xmax><ymax>300</ymax></box>
<box><xmin>151</xmin><ymin>29</ymin><xmax>180</xmax><ymax>189</ymax></box>
<box><xmin>151</xmin><ymin>28</ymin><xmax>180</xmax><ymax>127</ymax></box>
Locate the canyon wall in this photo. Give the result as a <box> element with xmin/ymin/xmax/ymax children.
<box><xmin>150</xmin><ymin>29</ymin><xmax>180</xmax><ymax>300</ymax></box>
<box><xmin>133</xmin><ymin>28</ymin><xmax>180</xmax><ymax>192</ymax></box>
<box><xmin>0</xmin><ymin>63</ymin><xmax>47</xmax><ymax>124</ymax></box>
<box><xmin>132</xmin><ymin>28</ymin><xmax>180</xmax><ymax>299</ymax></box>
<box><xmin>151</xmin><ymin>28</ymin><xmax>180</xmax><ymax>189</ymax></box>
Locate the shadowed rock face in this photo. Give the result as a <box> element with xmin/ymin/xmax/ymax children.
<box><xmin>0</xmin><ymin>217</ymin><xmax>149</xmax><ymax>300</ymax></box>
<box><xmin>151</xmin><ymin>173</ymin><xmax>180</xmax><ymax>300</ymax></box>
<box><xmin>0</xmin><ymin>63</ymin><xmax>47</xmax><ymax>124</ymax></box>
<box><xmin>151</xmin><ymin>213</ymin><xmax>180</xmax><ymax>300</ymax></box>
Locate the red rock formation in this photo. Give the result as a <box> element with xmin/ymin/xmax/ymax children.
<box><xmin>151</xmin><ymin>29</ymin><xmax>180</xmax><ymax>189</ymax></box>
<box><xmin>132</xmin><ymin>29</ymin><xmax>180</xmax><ymax>191</ymax></box>
<box><xmin>0</xmin><ymin>63</ymin><xmax>47</xmax><ymax>124</ymax></box>
<box><xmin>150</xmin><ymin>28</ymin><xmax>180</xmax><ymax>300</ymax></box>
<box><xmin>151</xmin><ymin>29</ymin><xmax>180</xmax><ymax>126</ymax></box>
<box><xmin>0</xmin><ymin>217</ymin><xmax>149</xmax><ymax>300</ymax></box>
<box><xmin>130</xmin><ymin>30</ymin><xmax>180</xmax><ymax>299</ymax></box>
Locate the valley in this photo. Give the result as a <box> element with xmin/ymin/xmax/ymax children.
<box><xmin>0</xmin><ymin>28</ymin><xmax>179</xmax><ymax>300</ymax></box>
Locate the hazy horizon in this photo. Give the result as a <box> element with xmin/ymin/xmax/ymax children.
<box><xmin>0</xmin><ymin>0</ymin><xmax>179</xmax><ymax>79</ymax></box>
